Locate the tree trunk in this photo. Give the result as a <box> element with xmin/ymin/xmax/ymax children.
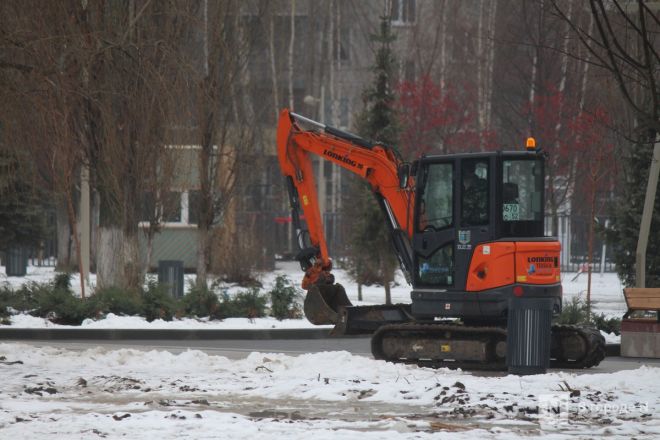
<box><xmin>439</xmin><ymin>0</ymin><xmax>448</xmax><ymax>94</ymax></box>
<box><xmin>288</xmin><ymin>0</ymin><xmax>296</xmax><ymax>110</ymax></box>
<box><xmin>476</xmin><ymin>0</ymin><xmax>485</xmax><ymax>143</ymax></box>
<box><xmin>55</xmin><ymin>197</ymin><xmax>71</xmax><ymax>271</ymax></box>
<box><xmin>66</xmin><ymin>189</ymin><xmax>85</xmax><ymax>299</ymax></box>
<box><xmin>586</xmin><ymin>184</ymin><xmax>596</xmax><ymax>318</ymax></box>
<box><xmin>269</xmin><ymin>9</ymin><xmax>279</xmax><ymax>121</ymax></box>
<box><xmin>90</xmin><ymin>191</ymin><xmax>100</xmax><ymax>273</ymax></box>
<box><xmin>484</xmin><ymin>1</ymin><xmax>497</xmax><ymax>130</ymax></box>
<box><xmin>97</xmin><ymin>226</ymin><xmax>141</xmax><ymax>291</ymax></box>
<box><xmin>196</xmin><ymin>224</ymin><xmax>210</xmax><ymax>288</ymax></box>
<box><xmin>142</xmin><ymin>229</ymin><xmax>155</xmax><ymax>281</ymax></box>
<box><xmin>384</xmin><ymin>281</ymin><xmax>391</xmax><ymax>305</ymax></box>
<box><xmin>97</xmin><ymin>226</ymin><xmax>123</xmax><ymax>290</ymax></box>
<box><xmin>123</xmin><ymin>230</ymin><xmax>141</xmax><ymax>291</ymax></box>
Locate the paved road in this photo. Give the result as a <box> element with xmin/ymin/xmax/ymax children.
<box><xmin>7</xmin><ymin>338</ymin><xmax>660</xmax><ymax>375</ymax></box>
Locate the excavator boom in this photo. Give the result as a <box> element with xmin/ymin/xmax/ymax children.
<box><xmin>277</xmin><ymin>109</ymin><xmax>414</xmax><ymax>291</ymax></box>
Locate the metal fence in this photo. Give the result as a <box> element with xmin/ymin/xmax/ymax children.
<box><xmin>545</xmin><ymin>214</ymin><xmax>616</xmax><ymax>273</ymax></box>
<box><xmin>270</xmin><ymin>212</ymin><xmax>617</xmax><ymax>274</ymax></box>
<box><xmin>21</xmin><ymin>210</ymin><xmax>616</xmax><ymax>275</ymax></box>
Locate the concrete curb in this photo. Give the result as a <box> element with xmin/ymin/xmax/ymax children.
<box><xmin>0</xmin><ymin>328</ymin><xmax>622</xmax><ymax>357</ymax></box>
<box><xmin>0</xmin><ymin>328</ymin><xmax>337</xmax><ymax>340</ymax></box>
<box><xmin>606</xmin><ymin>343</ymin><xmax>620</xmax><ymax>357</ymax></box>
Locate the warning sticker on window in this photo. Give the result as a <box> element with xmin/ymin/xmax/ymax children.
<box><xmin>503</xmin><ymin>203</ymin><xmax>520</xmax><ymax>221</ymax></box>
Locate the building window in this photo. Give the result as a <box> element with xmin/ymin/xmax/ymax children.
<box><xmin>139</xmin><ymin>190</ymin><xmax>200</xmax><ymax>226</ymax></box>
<box><xmin>162</xmin><ymin>191</ymin><xmax>182</xmax><ymax>223</ymax></box>
<box><xmin>188</xmin><ymin>190</ymin><xmax>201</xmax><ymax>226</ymax></box>
<box><xmin>391</xmin><ymin>0</ymin><xmax>416</xmax><ymax>25</ymax></box>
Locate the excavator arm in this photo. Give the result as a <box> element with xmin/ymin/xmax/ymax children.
<box><xmin>276</xmin><ymin>109</ymin><xmax>414</xmax><ymax>323</ymax></box>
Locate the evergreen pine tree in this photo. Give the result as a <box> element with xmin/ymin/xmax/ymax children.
<box><xmin>344</xmin><ymin>16</ymin><xmax>400</xmax><ymax>304</ymax></box>
<box><xmin>0</xmin><ymin>150</ymin><xmax>48</xmax><ymax>252</ymax></box>
<box><xmin>605</xmin><ymin>133</ymin><xmax>660</xmax><ymax>287</ymax></box>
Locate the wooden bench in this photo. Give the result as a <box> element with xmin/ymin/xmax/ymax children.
<box><xmin>621</xmin><ymin>288</ymin><xmax>660</xmax><ymax>358</ymax></box>
<box><xmin>623</xmin><ymin>288</ymin><xmax>660</xmax><ymax>319</ymax></box>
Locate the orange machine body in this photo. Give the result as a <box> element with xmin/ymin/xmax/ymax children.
<box><xmin>466</xmin><ymin>241</ymin><xmax>561</xmax><ymax>292</ymax></box>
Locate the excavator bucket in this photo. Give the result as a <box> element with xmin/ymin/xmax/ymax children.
<box><xmin>303</xmin><ymin>283</ymin><xmax>353</xmax><ymax>325</ymax></box>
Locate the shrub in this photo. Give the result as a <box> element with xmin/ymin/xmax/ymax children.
<box><xmin>269</xmin><ymin>275</ymin><xmax>302</xmax><ymax>320</ymax></box>
<box><xmin>182</xmin><ymin>284</ymin><xmax>221</xmax><ymax>319</ymax></box>
<box><xmin>0</xmin><ymin>276</ymin><xmax>86</xmax><ymax>325</ymax></box>
<box><xmin>556</xmin><ymin>296</ymin><xmax>590</xmax><ymax>325</ymax></box>
<box><xmin>220</xmin><ymin>288</ymin><xmax>267</xmax><ymax>319</ymax></box>
<box><xmin>88</xmin><ymin>287</ymin><xmax>144</xmax><ymax>318</ymax></box>
<box><xmin>141</xmin><ymin>281</ymin><xmax>178</xmax><ymax>322</ymax></box>
<box><xmin>556</xmin><ymin>296</ymin><xmax>622</xmax><ymax>336</ymax></box>
<box><xmin>32</xmin><ymin>286</ymin><xmax>89</xmax><ymax>325</ymax></box>
<box><xmin>2</xmin><ymin>282</ymin><xmax>42</xmax><ymax>313</ymax></box>
<box><xmin>591</xmin><ymin>313</ymin><xmax>621</xmax><ymax>336</ymax></box>
<box><xmin>0</xmin><ymin>285</ymin><xmax>12</xmax><ymax>324</ymax></box>
<box><xmin>53</xmin><ymin>272</ymin><xmax>72</xmax><ymax>292</ymax></box>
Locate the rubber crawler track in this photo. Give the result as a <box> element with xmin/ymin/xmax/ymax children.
<box><xmin>370</xmin><ymin>322</ymin><xmax>606</xmax><ymax>371</ymax></box>
<box><xmin>550</xmin><ymin>324</ymin><xmax>606</xmax><ymax>369</ymax></box>
<box><xmin>371</xmin><ymin>322</ymin><xmax>508</xmax><ymax>371</ymax></box>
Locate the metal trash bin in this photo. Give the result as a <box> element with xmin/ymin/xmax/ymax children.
<box><xmin>158</xmin><ymin>260</ymin><xmax>184</xmax><ymax>299</ymax></box>
<box><xmin>507</xmin><ymin>297</ymin><xmax>553</xmax><ymax>375</ymax></box>
<box><xmin>6</xmin><ymin>247</ymin><xmax>29</xmax><ymax>277</ymax></box>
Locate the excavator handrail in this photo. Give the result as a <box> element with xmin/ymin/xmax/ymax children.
<box><xmin>276</xmin><ymin>108</ymin><xmax>415</xmax><ymax>287</ymax></box>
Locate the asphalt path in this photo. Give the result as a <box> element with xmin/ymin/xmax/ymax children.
<box><xmin>6</xmin><ymin>338</ymin><xmax>660</xmax><ymax>375</ymax></box>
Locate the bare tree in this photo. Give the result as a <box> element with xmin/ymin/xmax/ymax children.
<box><xmin>0</xmin><ymin>1</ymin><xmax>92</xmax><ymax>295</ymax></box>
<box><xmin>192</xmin><ymin>1</ymin><xmax>262</xmax><ymax>287</ymax></box>
<box><xmin>552</xmin><ymin>0</ymin><xmax>659</xmax><ymax>287</ymax></box>
<box><xmin>87</xmin><ymin>2</ymin><xmax>190</xmax><ymax>291</ymax></box>
<box><xmin>1</xmin><ymin>1</ymin><xmax>189</xmax><ymax>292</ymax></box>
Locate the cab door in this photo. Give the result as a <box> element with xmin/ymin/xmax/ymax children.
<box><xmin>412</xmin><ymin>160</ymin><xmax>456</xmax><ymax>288</ymax></box>
<box><xmin>454</xmin><ymin>157</ymin><xmax>494</xmax><ymax>290</ymax></box>
<box><xmin>412</xmin><ymin>156</ymin><xmax>495</xmax><ymax>291</ymax></box>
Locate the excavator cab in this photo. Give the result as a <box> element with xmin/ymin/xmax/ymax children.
<box><xmin>409</xmin><ymin>151</ymin><xmax>561</xmax><ymax>323</ymax></box>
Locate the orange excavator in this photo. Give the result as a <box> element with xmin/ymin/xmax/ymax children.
<box><xmin>277</xmin><ymin>109</ymin><xmax>605</xmax><ymax>370</ymax></box>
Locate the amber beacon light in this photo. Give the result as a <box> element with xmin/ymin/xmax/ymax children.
<box><xmin>526</xmin><ymin>137</ymin><xmax>536</xmax><ymax>151</ymax></box>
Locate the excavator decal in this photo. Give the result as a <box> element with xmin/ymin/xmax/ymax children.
<box><xmin>322</xmin><ymin>149</ymin><xmax>364</xmax><ymax>169</ymax></box>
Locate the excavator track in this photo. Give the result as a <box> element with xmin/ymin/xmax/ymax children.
<box><xmin>550</xmin><ymin>324</ymin><xmax>606</xmax><ymax>369</ymax></box>
<box><xmin>370</xmin><ymin>322</ymin><xmax>606</xmax><ymax>371</ymax></box>
<box><xmin>371</xmin><ymin>322</ymin><xmax>508</xmax><ymax>371</ymax></box>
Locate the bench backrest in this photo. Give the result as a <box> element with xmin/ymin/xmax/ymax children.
<box><xmin>623</xmin><ymin>288</ymin><xmax>660</xmax><ymax>311</ymax></box>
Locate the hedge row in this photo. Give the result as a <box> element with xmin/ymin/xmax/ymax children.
<box><xmin>0</xmin><ymin>274</ymin><xmax>302</xmax><ymax>326</ymax></box>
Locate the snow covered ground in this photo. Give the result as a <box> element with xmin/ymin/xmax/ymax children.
<box><xmin>1</xmin><ymin>262</ymin><xmax>626</xmax><ymax>336</ymax></box>
<box><xmin>0</xmin><ymin>265</ymin><xmax>651</xmax><ymax>437</ymax></box>
<box><xmin>0</xmin><ymin>343</ymin><xmax>657</xmax><ymax>439</ymax></box>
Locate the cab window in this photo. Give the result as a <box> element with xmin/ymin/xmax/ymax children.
<box><xmin>501</xmin><ymin>159</ymin><xmax>544</xmax><ymax>236</ymax></box>
<box><xmin>461</xmin><ymin>159</ymin><xmax>489</xmax><ymax>226</ymax></box>
<box><xmin>417</xmin><ymin>163</ymin><xmax>453</xmax><ymax>231</ymax></box>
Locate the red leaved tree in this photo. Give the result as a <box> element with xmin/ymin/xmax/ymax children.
<box><xmin>527</xmin><ymin>85</ymin><xmax>585</xmax><ymax>236</ymax></box>
<box><xmin>570</xmin><ymin>107</ymin><xmax>616</xmax><ymax>313</ymax></box>
<box><xmin>396</xmin><ymin>76</ymin><xmax>497</xmax><ymax>160</ymax></box>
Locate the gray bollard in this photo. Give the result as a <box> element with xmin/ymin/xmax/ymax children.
<box><xmin>157</xmin><ymin>260</ymin><xmax>184</xmax><ymax>299</ymax></box>
<box><xmin>507</xmin><ymin>296</ymin><xmax>553</xmax><ymax>375</ymax></box>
